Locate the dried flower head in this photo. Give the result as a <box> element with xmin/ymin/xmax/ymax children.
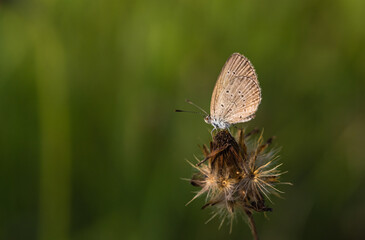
<box><xmin>187</xmin><ymin>128</ymin><xmax>290</xmax><ymax>237</ymax></box>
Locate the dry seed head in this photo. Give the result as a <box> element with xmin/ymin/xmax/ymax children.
<box><xmin>188</xmin><ymin>128</ymin><xmax>290</xmax><ymax>231</ymax></box>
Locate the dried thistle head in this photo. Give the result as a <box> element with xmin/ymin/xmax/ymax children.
<box><xmin>187</xmin><ymin>128</ymin><xmax>290</xmax><ymax>234</ymax></box>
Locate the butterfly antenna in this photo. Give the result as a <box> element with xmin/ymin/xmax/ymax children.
<box><xmin>185</xmin><ymin>99</ymin><xmax>208</xmax><ymax>115</ymax></box>
<box><xmin>175</xmin><ymin>109</ymin><xmax>205</xmax><ymax>116</ymax></box>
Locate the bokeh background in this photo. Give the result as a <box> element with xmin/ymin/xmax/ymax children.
<box><xmin>1</xmin><ymin>0</ymin><xmax>365</xmax><ymax>239</ymax></box>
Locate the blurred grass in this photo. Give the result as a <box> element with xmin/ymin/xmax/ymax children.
<box><xmin>1</xmin><ymin>0</ymin><xmax>365</xmax><ymax>239</ymax></box>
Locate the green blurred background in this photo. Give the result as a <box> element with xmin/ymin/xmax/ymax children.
<box><xmin>1</xmin><ymin>0</ymin><xmax>365</xmax><ymax>239</ymax></box>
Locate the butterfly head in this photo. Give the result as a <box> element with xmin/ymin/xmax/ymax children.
<box><xmin>204</xmin><ymin>115</ymin><xmax>212</xmax><ymax>124</ymax></box>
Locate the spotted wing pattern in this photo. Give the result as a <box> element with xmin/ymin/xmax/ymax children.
<box><xmin>210</xmin><ymin>53</ymin><xmax>261</xmax><ymax>123</ymax></box>
<box><xmin>218</xmin><ymin>76</ymin><xmax>261</xmax><ymax>123</ymax></box>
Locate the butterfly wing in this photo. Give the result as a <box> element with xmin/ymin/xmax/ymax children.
<box><xmin>220</xmin><ymin>76</ymin><xmax>261</xmax><ymax>124</ymax></box>
<box><xmin>210</xmin><ymin>53</ymin><xmax>259</xmax><ymax>121</ymax></box>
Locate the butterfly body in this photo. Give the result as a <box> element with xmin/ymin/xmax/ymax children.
<box><xmin>206</xmin><ymin>53</ymin><xmax>261</xmax><ymax>129</ymax></box>
<box><xmin>204</xmin><ymin>116</ymin><xmax>231</xmax><ymax>130</ymax></box>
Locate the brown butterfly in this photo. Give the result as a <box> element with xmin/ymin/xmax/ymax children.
<box><xmin>204</xmin><ymin>53</ymin><xmax>261</xmax><ymax>130</ymax></box>
<box><xmin>177</xmin><ymin>53</ymin><xmax>261</xmax><ymax>131</ymax></box>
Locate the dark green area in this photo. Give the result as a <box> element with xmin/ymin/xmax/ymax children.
<box><xmin>1</xmin><ymin>0</ymin><xmax>365</xmax><ymax>239</ymax></box>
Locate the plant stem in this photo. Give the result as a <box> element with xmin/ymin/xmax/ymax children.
<box><xmin>245</xmin><ymin>209</ymin><xmax>259</xmax><ymax>240</ymax></box>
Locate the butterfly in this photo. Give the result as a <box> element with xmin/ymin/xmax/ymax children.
<box><xmin>177</xmin><ymin>53</ymin><xmax>261</xmax><ymax>131</ymax></box>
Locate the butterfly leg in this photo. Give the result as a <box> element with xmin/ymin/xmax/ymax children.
<box><xmin>210</xmin><ymin>127</ymin><xmax>216</xmax><ymax>137</ymax></box>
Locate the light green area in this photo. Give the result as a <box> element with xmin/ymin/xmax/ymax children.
<box><xmin>1</xmin><ymin>0</ymin><xmax>365</xmax><ymax>239</ymax></box>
